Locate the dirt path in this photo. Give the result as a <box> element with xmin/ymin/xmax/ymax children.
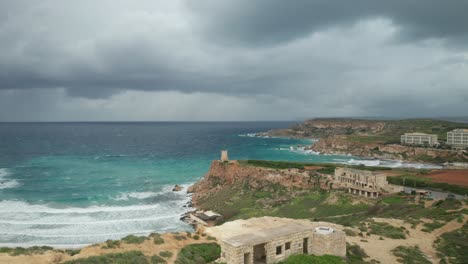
<box><xmin>347</xmin><ymin>215</ymin><xmax>467</xmax><ymax>263</ymax></box>
<box><xmin>0</xmin><ymin>233</ymin><xmax>212</xmax><ymax>264</ymax></box>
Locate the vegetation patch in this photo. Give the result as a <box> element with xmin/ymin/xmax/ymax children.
<box><xmin>151</xmin><ymin>255</ymin><xmax>167</xmax><ymax>264</ymax></box>
<box><xmin>278</xmin><ymin>254</ymin><xmax>346</xmax><ymax>264</ymax></box>
<box><xmin>159</xmin><ymin>251</ymin><xmax>173</xmax><ymax>258</ymax></box>
<box><xmin>175</xmin><ymin>243</ymin><xmax>220</xmax><ymax>264</ymax></box>
<box><xmin>63</xmin><ymin>251</ymin><xmax>148</xmax><ymax>264</ymax></box>
<box><xmin>121</xmin><ymin>235</ymin><xmax>148</xmax><ymax>244</ymax></box>
<box><xmin>391</xmin><ymin>246</ymin><xmax>431</xmax><ymax>264</ymax></box>
<box><xmin>421</xmin><ymin>220</ymin><xmax>445</xmax><ymax>232</ymax></box>
<box><xmin>102</xmin><ymin>239</ymin><xmax>121</xmax><ymax>249</ymax></box>
<box><xmin>368</xmin><ymin>222</ymin><xmax>406</xmax><ymax>239</ymax></box>
<box><xmin>173</xmin><ymin>234</ymin><xmax>187</xmax><ymax>241</ymax></box>
<box><xmin>435</xmin><ymin>223</ymin><xmax>468</xmax><ymax>264</ymax></box>
<box><xmin>344</xmin><ymin>229</ymin><xmax>358</xmax><ymax>237</ymax></box>
<box><xmin>64</xmin><ymin>249</ymin><xmax>81</xmax><ymax>256</ymax></box>
<box><xmin>0</xmin><ymin>246</ymin><xmax>53</xmax><ymax>256</ymax></box>
<box><xmin>380</xmin><ymin>196</ymin><xmax>406</xmax><ymax>205</ymax></box>
<box><xmin>346</xmin><ymin>243</ymin><xmax>375</xmax><ymax>264</ymax></box>
<box><xmin>150</xmin><ymin>233</ymin><xmax>165</xmax><ymax>245</ymax></box>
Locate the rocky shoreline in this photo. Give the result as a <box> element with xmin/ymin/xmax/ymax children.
<box><xmin>262</xmin><ymin>118</ymin><xmax>468</xmax><ymax>165</ymax></box>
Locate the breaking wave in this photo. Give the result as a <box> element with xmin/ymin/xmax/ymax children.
<box><xmin>111</xmin><ymin>184</ymin><xmax>191</xmax><ymax>201</ymax></box>
<box><xmin>338</xmin><ymin>158</ymin><xmax>442</xmax><ymax>169</ymax></box>
<box><xmin>0</xmin><ymin>168</ymin><xmax>20</xmax><ymax>189</ymax></box>
<box><xmin>0</xmin><ymin>184</ymin><xmax>193</xmax><ymax>248</ymax></box>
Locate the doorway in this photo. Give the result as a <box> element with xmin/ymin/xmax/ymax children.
<box><xmin>253</xmin><ymin>243</ymin><xmax>267</xmax><ymax>264</ymax></box>
<box><xmin>244</xmin><ymin>252</ymin><xmax>251</xmax><ymax>264</ymax></box>
<box><xmin>303</xmin><ymin>238</ymin><xmax>309</xmax><ymax>254</ymax></box>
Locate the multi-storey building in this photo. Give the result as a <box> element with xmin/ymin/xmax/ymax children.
<box><xmin>400</xmin><ymin>133</ymin><xmax>438</xmax><ymax>146</ymax></box>
<box><xmin>447</xmin><ymin>129</ymin><xmax>468</xmax><ymax>149</ymax></box>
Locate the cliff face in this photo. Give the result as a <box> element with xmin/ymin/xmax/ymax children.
<box><xmin>303</xmin><ymin>119</ymin><xmax>386</xmax><ymax>133</ymax></box>
<box><xmin>266</xmin><ymin>118</ymin><xmax>387</xmax><ymax>138</ymax></box>
<box><xmin>188</xmin><ymin>161</ymin><xmax>320</xmax><ymax>206</ymax></box>
<box><xmin>311</xmin><ymin>135</ymin><xmax>467</xmax><ymax>162</ymax></box>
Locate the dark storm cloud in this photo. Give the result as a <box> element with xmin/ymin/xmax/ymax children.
<box><xmin>187</xmin><ymin>0</ymin><xmax>468</xmax><ymax>46</ymax></box>
<box><xmin>0</xmin><ymin>0</ymin><xmax>466</xmax><ymax>120</ymax></box>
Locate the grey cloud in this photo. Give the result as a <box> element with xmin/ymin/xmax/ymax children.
<box><xmin>187</xmin><ymin>0</ymin><xmax>468</xmax><ymax>46</ymax></box>
<box><xmin>0</xmin><ymin>0</ymin><xmax>467</xmax><ymax>120</ymax></box>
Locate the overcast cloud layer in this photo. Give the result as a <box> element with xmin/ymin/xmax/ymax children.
<box><xmin>0</xmin><ymin>0</ymin><xmax>467</xmax><ymax>121</ymax></box>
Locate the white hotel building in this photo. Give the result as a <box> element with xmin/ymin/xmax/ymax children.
<box><xmin>447</xmin><ymin>129</ymin><xmax>468</xmax><ymax>149</ymax></box>
<box><xmin>400</xmin><ymin>133</ymin><xmax>438</xmax><ymax>146</ymax></box>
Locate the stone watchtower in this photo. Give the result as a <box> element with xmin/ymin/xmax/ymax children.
<box><xmin>221</xmin><ymin>150</ymin><xmax>229</xmax><ymax>162</ymax></box>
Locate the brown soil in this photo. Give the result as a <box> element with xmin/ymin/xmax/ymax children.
<box><xmin>347</xmin><ymin>215</ymin><xmax>468</xmax><ymax>263</ymax></box>
<box><xmin>304</xmin><ymin>166</ymin><xmax>324</xmax><ymax>171</ymax></box>
<box><xmin>425</xmin><ymin>170</ymin><xmax>468</xmax><ymax>186</ymax></box>
<box><xmin>0</xmin><ymin>233</ymin><xmax>212</xmax><ymax>264</ymax></box>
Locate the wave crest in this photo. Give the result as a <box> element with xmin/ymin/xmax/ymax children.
<box><xmin>0</xmin><ymin>168</ymin><xmax>20</xmax><ymax>189</ymax></box>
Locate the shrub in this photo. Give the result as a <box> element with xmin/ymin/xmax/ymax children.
<box><xmin>391</xmin><ymin>246</ymin><xmax>431</xmax><ymax>264</ymax></box>
<box><xmin>121</xmin><ymin>235</ymin><xmax>148</xmax><ymax>244</ymax></box>
<box><xmin>344</xmin><ymin>229</ymin><xmax>357</xmax><ymax>236</ymax></box>
<box><xmin>173</xmin><ymin>234</ymin><xmax>187</xmax><ymax>241</ymax></box>
<box><xmin>151</xmin><ymin>233</ymin><xmax>164</xmax><ymax>245</ymax></box>
<box><xmin>0</xmin><ymin>246</ymin><xmax>54</xmax><ymax>256</ymax></box>
<box><xmin>159</xmin><ymin>251</ymin><xmax>173</xmax><ymax>258</ymax></box>
<box><xmin>64</xmin><ymin>249</ymin><xmax>81</xmax><ymax>256</ymax></box>
<box><xmin>346</xmin><ymin>243</ymin><xmax>368</xmax><ymax>263</ymax></box>
<box><xmin>102</xmin><ymin>239</ymin><xmax>120</xmax><ymax>249</ymax></box>
<box><xmin>151</xmin><ymin>255</ymin><xmax>167</xmax><ymax>264</ymax></box>
<box><xmin>368</xmin><ymin>222</ymin><xmax>406</xmax><ymax>239</ymax></box>
<box><xmin>279</xmin><ymin>254</ymin><xmax>345</xmax><ymax>264</ymax></box>
<box><xmin>435</xmin><ymin>223</ymin><xmax>468</xmax><ymax>264</ymax></box>
<box><xmin>175</xmin><ymin>243</ymin><xmax>220</xmax><ymax>264</ymax></box>
<box><xmin>63</xmin><ymin>251</ymin><xmax>148</xmax><ymax>264</ymax></box>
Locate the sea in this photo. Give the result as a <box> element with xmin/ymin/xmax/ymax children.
<box><xmin>0</xmin><ymin>122</ymin><xmax>440</xmax><ymax>248</ymax></box>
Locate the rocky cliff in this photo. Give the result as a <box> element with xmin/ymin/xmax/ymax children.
<box><xmin>188</xmin><ymin>161</ymin><xmax>325</xmax><ymax>206</ymax></box>
<box><xmin>265</xmin><ymin>118</ymin><xmax>387</xmax><ymax>138</ymax></box>
<box><xmin>266</xmin><ymin>118</ymin><xmax>468</xmax><ymax>163</ymax></box>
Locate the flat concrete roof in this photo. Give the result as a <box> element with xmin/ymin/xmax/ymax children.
<box><xmin>221</xmin><ymin>223</ymin><xmax>313</xmax><ymax>247</ymax></box>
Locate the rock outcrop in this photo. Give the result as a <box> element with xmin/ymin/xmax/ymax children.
<box><xmin>188</xmin><ymin>161</ymin><xmax>323</xmax><ymax>206</ymax></box>
<box><xmin>265</xmin><ymin>118</ymin><xmax>468</xmax><ymax>163</ymax></box>
<box><xmin>172</xmin><ymin>184</ymin><xmax>183</xmax><ymax>192</ymax></box>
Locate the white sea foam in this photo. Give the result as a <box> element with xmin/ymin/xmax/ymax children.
<box><xmin>346</xmin><ymin>159</ymin><xmax>381</xmax><ymax>167</ymax></box>
<box><xmin>113</xmin><ymin>192</ymin><xmax>160</xmax><ymax>201</ymax></box>
<box><xmin>238</xmin><ymin>133</ymin><xmax>258</xmax><ymax>137</ymax></box>
<box><xmin>0</xmin><ymin>199</ymin><xmax>192</xmax><ymax>246</ymax></box>
<box><xmin>0</xmin><ymin>168</ymin><xmax>20</xmax><ymax>189</ymax></box>
<box><xmin>0</xmin><ymin>182</ymin><xmax>194</xmax><ymax>247</ymax></box>
<box><xmin>283</xmin><ymin>146</ymin><xmax>320</xmax><ymax>155</ymax></box>
<box><xmin>342</xmin><ymin>158</ymin><xmax>442</xmax><ymax>169</ymax></box>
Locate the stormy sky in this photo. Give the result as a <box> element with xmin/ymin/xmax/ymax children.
<box><xmin>0</xmin><ymin>0</ymin><xmax>467</xmax><ymax>121</ymax></box>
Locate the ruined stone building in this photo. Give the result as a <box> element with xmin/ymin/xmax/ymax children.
<box><xmin>333</xmin><ymin>167</ymin><xmax>389</xmax><ymax>198</ymax></box>
<box><xmin>218</xmin><ymin>222</ymin><xmax>345</xmax><ymax>264</ymax></box>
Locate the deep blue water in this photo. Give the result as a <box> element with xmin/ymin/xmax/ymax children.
<box><xmin>0</xmin><ymin>122</ymin><xmax>436</xmax><ymax>247</ymax></box>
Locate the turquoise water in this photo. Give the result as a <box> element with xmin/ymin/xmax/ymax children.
<box><xmin>0</xmin><ymin>122</ymin><xmax>436</xmax><ymax>247</ymax></box>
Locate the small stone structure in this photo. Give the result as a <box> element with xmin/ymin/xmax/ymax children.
<box><xmin>221</xmin><ymin>150</ymin><xmax>229</xmax><ymax>162</ymax></box>
<box><xmin>334</xmin><ymin>167</ymin><xmax>389</xmax><ymax>198</ymax></box>
<box><xmin>210</xmin><ymin>218</ymin><xmax>346</xmax><ymax>264</ymax></box>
